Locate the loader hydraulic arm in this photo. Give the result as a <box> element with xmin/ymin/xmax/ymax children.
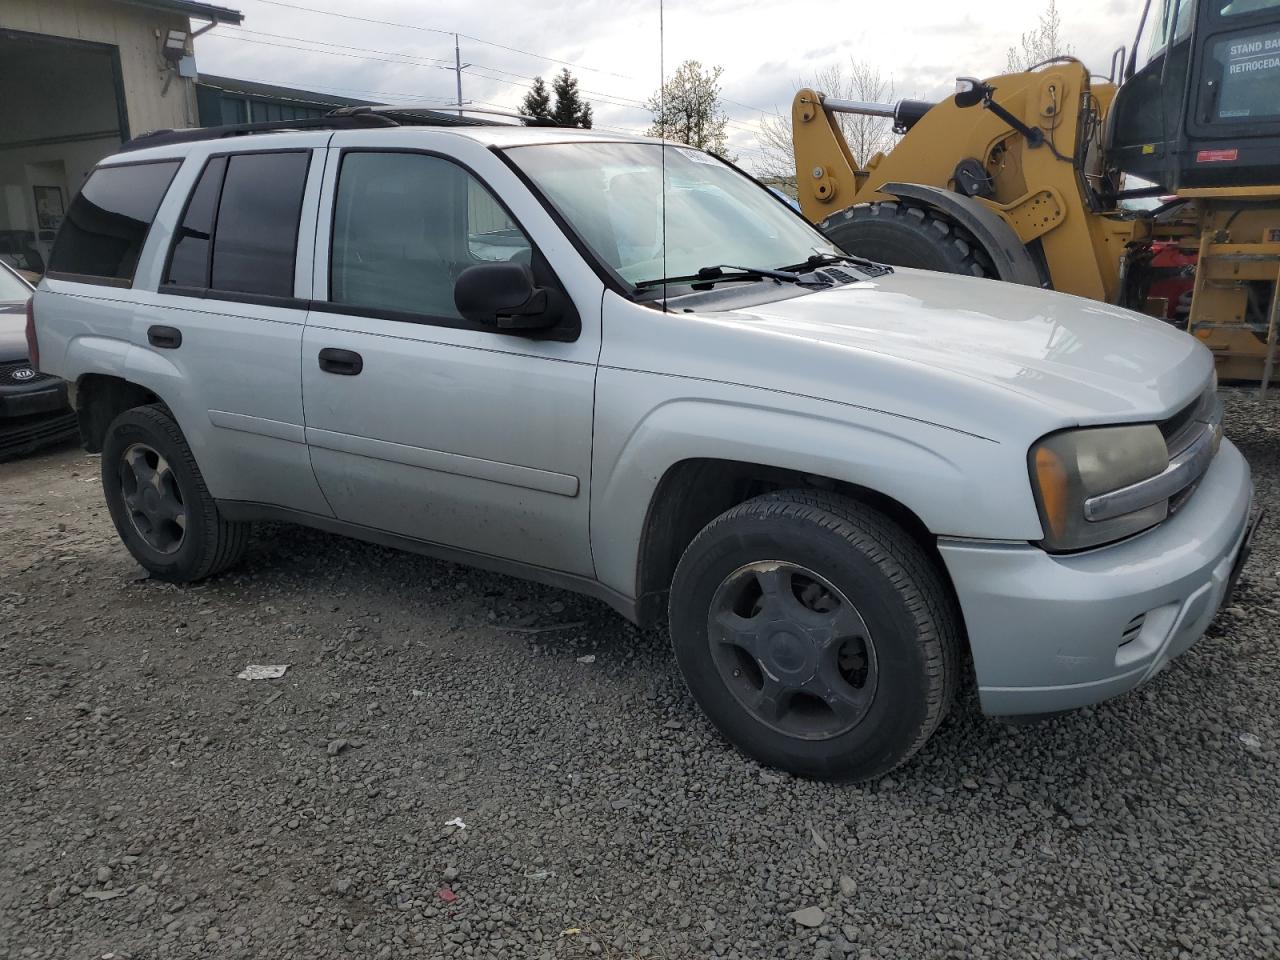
<box><xmin>791</xmin><ymin>88</ymin><xmax>935</xmax><ymax>216</ymax></box>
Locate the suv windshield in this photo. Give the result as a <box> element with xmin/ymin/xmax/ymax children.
<box><xmin>505</xmin><ymin>141</ymin><xmax>840</xmax><ymax>292</ymax></box>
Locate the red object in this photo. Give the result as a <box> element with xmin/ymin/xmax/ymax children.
<box><xmin>1149</xmin><ymin>243</ymin><xmax>1198</xmax><ymax>270</ymax></box>
<box><xmin>436</xmin><ymin>887</ymin><xmax>458</xmax><ymax>903</ymax></box>
<box><xmin>1196</xmin><ymin>148</ymin><xmax>1238</xmax><ymax>163</ymax></box>
<box><xmin>24</xmin><ymin>297</ymin><xmax>39</xmax><ymax>370</ymax></box>
<box><xmin>1146</xmin><ymin>241</ymin><xmax>1197</xmax><ymax>322</ymax></box>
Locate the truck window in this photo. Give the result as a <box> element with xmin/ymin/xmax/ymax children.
<box><xmin>1207</xmin><ymin>26</ymin><xmax>1280</xmax><ymax>121</ymax></box>
<box><xmin>1219</xmin><ymin>0</ymin><xmax>1280</xmax><ymax>15</ymax></box>
<box><xmin>164</xmin><ymin>156</ymin><xmax>227</xmax><ymax>289</ymax></box>
<box><xmin>209</xmin><ymin>152</ymin><xmax>310</xmax><ymax>299</ymax></box>
<box><xmin>162</xmin><ymin>152</ymin><xmax>309</xmax><ymax>298</ymax></box>
<box><xmin>46</xmin><ymin>160</ymin><xmax>180</xmax><ymax>286</ymax></box>
<box><xmin>329</xmin><ymin>151</ymin><xmax>532</xmax><ymax>321</ymax></box>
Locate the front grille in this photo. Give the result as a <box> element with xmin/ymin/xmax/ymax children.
<box><xmin>1160</xmin><ymin>386</ymin><xmax>1217</xmax><ymax>456</ymax></box>
<box><xmin>1158</xmin><ymin>384</ymin><xmax>1220</xmax><ymax>515</ymax></box>
<box><xmin>0</xmin><ymin>359</ymin><xmax>54</xmax><ymax>386</ymax></box>
<box><xmin>1158</xmin><ymin>392</ymin><xmax>1203</xmax><ymax>447</ymax></box>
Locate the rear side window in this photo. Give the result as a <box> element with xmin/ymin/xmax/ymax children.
<box><xmin>163</xmin><ymin>151</ymin><xmax>310</xmax><ymax>299</ymax></box>
<box><xmin>47</xmin><ymin>161</ymin><xmax>180</xmax><ymax>286</ymax></box>
<box><xmin>166</xmin><ymin>156</ymin><xmax>226</xmax><ymax>288</ymax></box>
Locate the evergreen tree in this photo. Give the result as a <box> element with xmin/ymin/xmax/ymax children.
<box><xmin>520</xmin><ymin>76</ymin><xmax>552</xmax><ymax>120</ymax></box>
<box><xmin>550</xmin><ymin>68</ymin><xmax>593</xmax><ymax>128</ymax></box>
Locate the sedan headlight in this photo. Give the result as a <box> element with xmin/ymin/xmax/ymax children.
<box><xmin>1029</xmin><ymin>424</ymin><xmax>1169</xmax><ymax>551</ymax></box>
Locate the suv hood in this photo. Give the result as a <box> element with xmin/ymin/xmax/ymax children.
<box><xmin>729</xmin><ymin>268</ymin><xmax>1210</xmax><ymax>425</ymax></box>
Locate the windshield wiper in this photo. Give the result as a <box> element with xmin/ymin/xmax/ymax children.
<box><xmin>635</xmin><ymin>264</ymin><xmax>830</xmax><ymax>290</ymax></box>
<box><xmin>782</xmin><ymin>251</ymin><xmax>894</xmax><ymax>277</ymax></box>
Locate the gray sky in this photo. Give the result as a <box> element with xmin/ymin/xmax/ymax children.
<box><xmin>195</xmin><ymin>0</ymin><xmax>1142</xmax><ymax>170</ymax></box>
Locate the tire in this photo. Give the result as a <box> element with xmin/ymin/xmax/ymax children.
<box><xmin>820</xmin><ymin>200</ymin><xmax>995</xmax><ymax>279</ymax></box>
<box><xmin>101</xmin><ymin>404</ymin><xmax>249</xmax><ymax>582</ymax></box>
<box><xmin>668</xmin><ymin>489</ymin><xmax>959</xmax><ymax>782</ymax></box>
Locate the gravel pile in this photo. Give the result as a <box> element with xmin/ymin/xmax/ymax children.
<box><xmin>1</xmin><ymin>389</ymin><xmax>1278</xmax><ymax>959</ymax></box>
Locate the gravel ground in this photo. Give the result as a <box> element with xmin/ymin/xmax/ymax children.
<box><xmin>2</xmin><ymin>389</ymin><xmax>1279</xmax><ymax>960</ymax></box>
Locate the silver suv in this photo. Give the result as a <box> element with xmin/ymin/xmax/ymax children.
<box><xmin>29</xmin><ymin>113</ymin><xmax>1256</xmax><ymax>781</ymax></box>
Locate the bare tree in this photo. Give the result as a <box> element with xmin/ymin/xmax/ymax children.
<box><xmin>1006</xmin><ymin>0</ymin><xmax>1073</xmax><ymax>72</ymax></box>
<box><xmin>755</xmin><ymin>59</ymin><xmax>897</xmax><ymax>191</ymax></box>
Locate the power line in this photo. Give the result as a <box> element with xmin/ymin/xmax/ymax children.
<box><xmin>206</xmin><ymin>32</ymin><xmax>457</xmax><ymax>72</ymax></box>
<box><xmin>720</xmin><ymin>96</ymin><xmax>775</xmax><ymax>117</ymax></box>
<box><xmin>219</xmin><ymin>26</ymin><xmax>455</xmax><ymax>66</ymax></box>
<box><xmin>206</xmin><ymin>30</ymin><xmax>656</xmax><ymax>116</ymax></box>
<box><xmin>212</xmin><ymin>28</ymin><xmax>653</xmax><ymax>106</ymax></box>
<box><xmin>208</xmin><ymin>12</ymin><xmax>770</xmax><ymax>142</ymax></box>
<box><xmin>247</xmin><ymin>0</ymin><xmax>633</xmax><ymax>79</ymax></box>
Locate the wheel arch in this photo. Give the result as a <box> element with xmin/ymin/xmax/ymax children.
<box><xmin>631</xmin><ymin>456</ymin><xmax>965</xmax><ymax>636</ymax></box>
<box><xmin>875</xmin><ymin>182</ymin><xmax>1050</xmax><ymax>288</ymax></box>
<box><xmin>73</xmin><ymin>373</ymin><xmax>164</xmax><ymax>452</ymax></box>
<box><xmin>65</xmin><ymin>334</ymin><xmax>187</xmax><ymax>452</ymax></box>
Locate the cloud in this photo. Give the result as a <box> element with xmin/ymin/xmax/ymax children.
<box><xmin>194</xmin><ymin>0</ymin><xmax>1140</xmax><ymax>167</ymax></box>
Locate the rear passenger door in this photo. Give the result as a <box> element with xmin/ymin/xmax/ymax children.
<box><xmin>146</xmin><ymin>141</ymin><xmax>331</xmax><ymax>516</ymax></box>
<box><xmin>301</xmin><ymin>134</ymin><xmax>602</xmax><ymax>577</ymax></box>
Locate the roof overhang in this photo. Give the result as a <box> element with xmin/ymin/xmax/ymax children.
<box><xmin>114</xmin><ymin>0</ymin><xmax>244</xmax><ymax>25</ymax></box>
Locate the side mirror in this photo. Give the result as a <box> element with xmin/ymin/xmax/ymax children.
<box><xmin>954</xmin><ymin>77</ymin><xmax>989</xmax><ymax>109</ymax></box>
<box><xmin>454</xmin><ymin>262</ymin><xmax>561</xmax><ymax>331</ymax></box>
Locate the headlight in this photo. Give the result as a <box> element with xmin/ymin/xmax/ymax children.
<box><xmin>1029</xmin><ymin>424</ymin><xmax>1169</xmax><ymax>551</ymax></box>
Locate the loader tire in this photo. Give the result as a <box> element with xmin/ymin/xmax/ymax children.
<box><xmin>820</xmin><ymin>200</ymin><xmax>996</xmax><ymax>279</ymax></box>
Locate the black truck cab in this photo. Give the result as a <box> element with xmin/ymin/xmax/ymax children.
<box><xmin>1107</xmin><ymin>0</ymin><xmax>1280</xmax><ymax>190</ymax></box>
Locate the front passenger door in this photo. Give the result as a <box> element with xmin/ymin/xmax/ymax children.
<box><xmin>301</xmin><ymin>144</ymin><xmax>599</xmax><ymax>577</ymax></box>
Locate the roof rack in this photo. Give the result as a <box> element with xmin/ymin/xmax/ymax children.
<box><xmin>330</xmin><ymin>104</ymin><xmax>561</xmax><ymax>127</ymax></box>
<box><xmin>118</xmin><ymin>103</ymin><xmax>558</xmax><ymax>153</ymax></box>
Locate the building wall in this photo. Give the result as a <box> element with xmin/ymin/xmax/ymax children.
<box><xmin>0</xmin><ymin>1</ymin><xmax>208</xmax><ymax>270</ymax></box>
<box><xmin>0</xmin><ymin>0</ymin><xmax>198</xmax><ymax>136</ymax></box>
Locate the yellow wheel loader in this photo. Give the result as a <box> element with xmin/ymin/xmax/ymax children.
<box><xmin>791</xmin><ymin>0</ymin><xmax>1280</xmax><ymax>383</ymax></box>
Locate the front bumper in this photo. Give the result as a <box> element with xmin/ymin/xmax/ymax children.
<box><xmin>0</xmin><ymin>374</ymin><xmax>68</xmax><ymax>418</ymax></box>
<box><xmin>939</xmin><ymin>439</ymin><xmax>1254</xmax><ymax>715</ymax></box>
<box><xmin>0</xmin><ymin>377</ymin><xmax>77</xmax><ymax>460</ymax></box>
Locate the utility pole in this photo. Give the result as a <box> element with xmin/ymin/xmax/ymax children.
<box><xmin>454</xmin><ymin>34</ymin><xmax>466</xmax><ymax>116</ymax></box>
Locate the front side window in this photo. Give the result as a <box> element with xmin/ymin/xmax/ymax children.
<box><xmin>1148</xmin><ymin>0</ymin><xmax>1196</xmax><ymax>57</ymax></box>
<box><xmin>504</xmin><ymin>142</ymin><xmax>837</xmax><ymax>290</ymax></box>
<box><xmin>47</xmin><ymin>160</ymin><xmax>180</xmax><ymax>284</ymax></box>
<box><xmin>329</xmin><ymin>151</ymin><xmax>533</xmax><ymax>320</ymax></box>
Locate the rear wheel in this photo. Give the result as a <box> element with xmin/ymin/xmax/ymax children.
<box><xmin>820</xmin><ymin>200</ymin><xmax>995</xmax><ymax>279</ymax></box>
<box><xmin>101</xmin><ymin>405</ymin><xmax>249</xmax><ymax>582</ymax></box>
<box><xmin>668</xmin><ymin>489</ymin><xmax>960</xmax><ymax>782</ymax></box>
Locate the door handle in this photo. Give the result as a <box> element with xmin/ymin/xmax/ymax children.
<box><xmin>318</xmin><ymin>347</ymin><xmax>363</xmax><ymax>376</ymax></box>
<box><xmin>148</xmin><ymin>325</ymin><xmax>182</xmax><ymax>349</ymax></box>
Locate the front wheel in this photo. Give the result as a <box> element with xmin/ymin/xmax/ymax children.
<box><xmin>668</xmin><ymin>490</ymin><xmax>960</xmax><ymax>782</ymax></box>
<box><xmin>101</xmin><ymin>405</ymin><xmax>249</xmax><ymax>582</ymax></box>
<box><xmin>820</xmin><ymin>200</ymin><xmax>994</xmax><ymax>279</ymax></box>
